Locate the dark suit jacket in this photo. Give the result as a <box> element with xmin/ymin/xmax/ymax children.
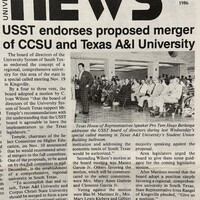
<box><xmin>119</xmin><ymin>84</ymin><xmax>131</xmax><ymax>98</ymax></box>
<box><xmin>78</xmin><ymin>71</ymin><xmax>94</xmax><ymax>89</ymax></box>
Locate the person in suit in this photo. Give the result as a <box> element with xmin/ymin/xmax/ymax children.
<box><xmin>150</xmin><ymin>78</ymin><xmax>182</xmax><ymax>116</ymax></box>
<box><xmin>77</xmin><ymin>63</ymin><xmax>94</xmax><ymax>114</ymax></box>
<box><xmin>137</xmin><ymin>78</ymin><xmax>164</xmax><ymax>111</ymax></box>
<box><xmin>131</xmin><ymin>79</ymin><xmax>149</xmax><ymax>103</ymax></box>
<box><xmin>115</xmin><ymin>79</ymin><xmax>131</xmax><ymax>106</ymax></box>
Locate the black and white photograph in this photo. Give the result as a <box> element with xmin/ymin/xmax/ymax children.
<box><xmin>71</xmin><ymin>51</ymin><xmax>195</xmax><ymax>123</ymax></box>
<box><xmin>0</xmin><ymin>0</ymin><xmax>199</xmax><ymax>199</ymax></box>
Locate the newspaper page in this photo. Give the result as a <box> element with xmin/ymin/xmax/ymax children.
<box><xmin>0</xmin><ymin>0</ymin><xmax>199</xmax><ymax>200</ymax></box>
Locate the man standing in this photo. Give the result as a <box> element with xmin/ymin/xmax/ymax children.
<box><xmin>77</xmin><ymin>63</ymin><xmax>94</xmax><ymax>114</ymax></box>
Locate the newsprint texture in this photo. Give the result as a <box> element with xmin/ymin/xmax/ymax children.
<box><xmin>0</xmin><ymin>0</ymin><xmax>200</xmax><ymax>200</ymax></box>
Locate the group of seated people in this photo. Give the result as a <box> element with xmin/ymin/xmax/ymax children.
<box><xmin>90</xmin><ymin>76</ymin><xmax>132</xmax><ymax>107</ymax></box>
<box><xmin>75</xmin><ymin>74</ymin><xmax>195</xmax><ymax>117</ymax></box>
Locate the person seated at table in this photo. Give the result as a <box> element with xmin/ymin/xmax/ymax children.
<box><xmin>150</xmin><ymin>78</ymin><xmax>182</xmax><ymax>116</ymax></box>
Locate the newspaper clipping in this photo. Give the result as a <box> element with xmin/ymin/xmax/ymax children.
<box><xmin>0</xmin><ymin>0</ymin><xmax>199</xmax><ymax>200</ymax></box>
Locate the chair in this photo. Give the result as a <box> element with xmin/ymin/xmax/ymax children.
<box><xmin>136</xmin><ymin>99</ymin><xmax>148</xmax><ymax>112</ymax></box>
<box><xmin>142</xmin><ymin>100</ymin><xmax>149</xmax><ymax>111</ymax></box>
<box><xmin>122</xmin><ymin>97</ymin><xmax>132</xmax><ymax>107</ymax></box>
<box><xmin>182</xmin><ymin>95</ymin><xmax>194</xmax><ymax>117</ymax></box>
<box><xmin>163</xmin><ymin>95</ymin><xmax>183</xmax><ymax>117</ymax></box>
